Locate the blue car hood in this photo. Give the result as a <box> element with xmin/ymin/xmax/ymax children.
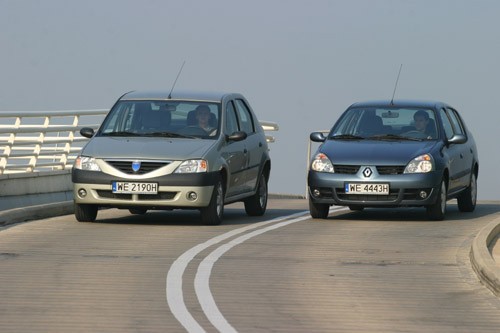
<box><xmin>319</xmin><ymin>139</ymin><xmax>439</xmax><ymax>165</ymax></box>
<box><xmin>81</xmin><ymin>136</ymin><xmax>216</xmax><ymax>160</ymax></box>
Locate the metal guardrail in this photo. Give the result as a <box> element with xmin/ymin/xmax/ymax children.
<box><xmin>0</xmin><ymin>110</ymin><xmax>109</xmax><ymax>174</ymax></box>
<box><xmin>0</xmin><ymin>110</ymin><xmax>278</xmax><ymax>175</ymax></box>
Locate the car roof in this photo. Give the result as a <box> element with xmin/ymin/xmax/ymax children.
<box><xmin>119</xmin><ymin>90</ymin><xmax>239</xmax><ymax>102</ymax></box>
<box><xmin>348</xmin><ymin>100</ymin><xmax>452</xmax><ymax>110</ymax></box>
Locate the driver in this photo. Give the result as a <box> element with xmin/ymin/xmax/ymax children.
<box><xmin>413</xmin><ymin>110</ymin><xmax>430</xmax><ymax>133</ymax></box>
<box><xmin>195</xmin><ymin>105</ymin><xmax>216</xmax><ymax>135</ymax></box>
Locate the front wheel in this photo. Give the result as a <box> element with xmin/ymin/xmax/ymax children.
<box><xmin>75</xmin><ymin>203</ymin><xmax>98</xmax><ymax>222</ymax></box>
<box><xmin>427</xmin><ymin>180</ymin><xmax>447</xmax><ymax>221</ymax></box>
<box><xmin>309</xmin><ymin>197</ymin><xmax>329</xmax><ymax>219</ymax></box>
<box><xmin>457</xmin><ymin>173</ymin><xmax>477</xmax><ymax>212</ymax></box>
<box><xmin>244</xmin><ymin>174</ymin><xmax>268</xmax><ymax>216</ymax></box>
<box><xmin>201</xmin><ymin>179</ymin><xmax>224</xmax><ymax>225</ymax></box>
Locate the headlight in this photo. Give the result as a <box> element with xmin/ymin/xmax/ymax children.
<box><xmin>404</xmin><ymin>154</ymin><xmax>434</xmax><ymax>173</ymax></box>
<box><xmin>74</xmin><ymin>156</ymin><xmax>101</xmax><ymax>171</ymax></box>
<box><xmin>174</xmin><ymin>159</ymin><xmax>208</xmax><ymax>173</ymax></box>
<box><xmin>311</xmin><ymin>153</ymin><xmax>334</xmax><ymax>173</ymax></box>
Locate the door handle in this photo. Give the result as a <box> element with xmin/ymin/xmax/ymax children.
<box><xmin>244</xmin><ymin>149</ymin><xmax>248</xmax><ymax>154</ymax></box>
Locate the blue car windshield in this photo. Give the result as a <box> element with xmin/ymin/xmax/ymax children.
<box><xmin>98</xmin><ymin>100</ymin><xmax>221</xmax><ymax>139</ymax></box>
<box><xmin>329</xmin><ymin>107</ymin><xmax>438</xmax><ymax>141</ymax></box>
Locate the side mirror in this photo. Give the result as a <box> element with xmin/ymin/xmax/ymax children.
<box><xmin>447</xmin><ymin>134</ymin><xmax>466</xmax><ymax>145</ymax></box>
<box><xmin>310</xmin><ymin>132</ymin><xmax>326</xmax><ymax>142</ymax></box>
<box><xmin>227</xmin><ymin>131</ymin><xmax>247</xmax><ymax>142</ymax></box>
<box><xmin>80</xmin><ymin>127</ymin><xmax>95</xmax><ymax>139</ymax></box>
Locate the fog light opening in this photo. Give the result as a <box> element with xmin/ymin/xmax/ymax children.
<box><xmin>78</xmin><ymin>189</ymin><xmax>87</xmax><ymax>198</ymax></box>
<box><xmin>419</xmin><ymin>190</ymin><xmax>428</xmax><ymax>199</ymax></box>
<box><xmin>313</xmin><ymin>188</ymin><xmax>321</xmax><ymax>197</ymax></box>
<box><xmin>187</xmin><ymin>191</ymin><xmax>198</xmax><ymax>201</ymax></box>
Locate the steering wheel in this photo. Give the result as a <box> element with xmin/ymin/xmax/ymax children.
<box><xmin>178</xmin><ymin>126</ymin><xmax>209</xmax><ymax>136</ymax></box>
<box><xmin>402</xmin><ymin>130</ymin><xmax>428</xmax><ymax>139</ymax></box>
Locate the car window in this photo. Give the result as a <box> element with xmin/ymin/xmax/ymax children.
<box><xmin>234</xmin><ymin>99</ymin><xmax>255</xmax><ymax>134</ymax></box>
<box><xmin>99</xmin><ymin>101</ymin><xmax>221</xmax><ymax>139</ymax></box>
<box><xmin>225</xmin><ymin>101</ymin><xmax>240</xmax><ymax>134</ymax></box>
<box><xmin>439</xmin><ymin>108</ymin><xmax>455</xmax><ymax>140</ymax></box>
<box><xmin>331</xmin><ymin>107</ymin><xmax>437</xmax><ymax>140</ymax></box>
<box><xmin>446</xmin><ymin>108</ymin><xmax>465</xmax><ymax>135</ymax></box>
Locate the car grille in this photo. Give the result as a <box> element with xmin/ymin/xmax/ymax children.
<box><xmin>376</xmin><ymin>166</ymin><xmax>405</xmax><ymax>175</ymax></box>
<box><xmin>105</xmin><ymin>160</ymin><xmax>170</xmax><ymax>175</ymax></box>
<box><xmin>96</xmin><ymin>190</ymin><xmax>177</xmax><ymax>200</ymax></box>
<box><xmin>333</xmin><ymin>165</ymin><xmax>405</xmax><ymax>175</ymax></box>
<box><xmin>333</xmin><ymin>165</ymin><xmax>359</xmax><ymax>174</ymax></box>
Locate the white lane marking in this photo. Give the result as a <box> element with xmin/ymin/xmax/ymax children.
<box><xmin>195</xmin><ymin>214</ymin><xmax>312</xmax><ymax>333</ymax></box>
<box><xmin>194</xmin><ymin>206</ymin><xmax>347</xmax><ymax>333</ymax></box>
<box><xmin>166</xmin><ymin>211</ymin><xmax>311</xmax><ymax>333</ymax></box>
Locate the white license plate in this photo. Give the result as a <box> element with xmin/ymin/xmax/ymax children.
<box><xmin>345</xmin><ymin>183</ymin><xmax>389</xmax><ymax>195</ymax></box>
<box><xmin>112</xmin><ymin>182</ymin><xmax>158</xmax><ymax>194</ymax></box>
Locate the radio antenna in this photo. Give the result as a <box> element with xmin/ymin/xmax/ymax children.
<box><xmin>168</xmin><ymin>60</ymin><xmax>186</xmax><ymax>99</ymax></box>
<box><xmin>390</xmin><ymin>64</ymin><xmax>403</xmax><ymax>105</ymax></box>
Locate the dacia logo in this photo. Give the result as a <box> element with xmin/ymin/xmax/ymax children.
<box><xmin>132</xmin><ymin>161</ymin><xmax>141</xmax><ymax>173</ymax></box>
<box><xmin>363</xmin><ymin>167</ymin><xmax>372</xmax><ymax>178</ymax></box>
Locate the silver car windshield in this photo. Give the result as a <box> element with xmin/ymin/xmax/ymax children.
<box><xmin>99</xmin><ymin>100</ymin><xmax>221</xmax><ymax>139</ymax></box>
<box><xmin>330</xmin><ymin>107</ymin><xmax>438</xmax><ymax>141</ymax></box>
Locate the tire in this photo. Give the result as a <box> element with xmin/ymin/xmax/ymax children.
<box><xmin>201</xmin><ymin>178</ymin><xmax>224</xmax><ymax>225</ymax></box>
<box><xmin>309</xmin><ymin>196</ymin><xmax>329</xmax><ymax>219</ymax></box>
<box><xmin>129</xmin><ymin>208</ymin><xmax>147</xmax><ymax>215</ymax></box>
<box><xmin>349</xmin><ymin>205</ymin><xmax>364</xmax><ymax>211</ymax></box>
<box><xmin>75</xmin><ymin>203</ymin><xmax>98</xmax><ymax>222</ymax></box>
<box><xmin>244</xmin><ymin>174</ymin><xmax>268</xmax><ymax>216</ymax></box>
<box><xmin>457</xmin><ymin>173</ymin><xmax>477</xmax><ymax>212</ymax></box>
<box><xmin>427</xmin><ymin>180</ymin><xmax>447</xmax><ymax>221</ymax></box>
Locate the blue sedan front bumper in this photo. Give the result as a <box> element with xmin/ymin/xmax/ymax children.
<box><xmin>308</xmin><ymin>169</ymin><xmax>443</xmax><ymax>207</ymax></box>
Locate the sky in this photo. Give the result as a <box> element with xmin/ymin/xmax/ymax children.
<box><xmin>1</xmin><ymin>0</ymin><xmax>499</xmax><ymax>199</ymax></box>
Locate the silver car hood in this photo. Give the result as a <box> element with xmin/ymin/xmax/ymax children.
<box><xmin>81</xmin><ymin>136</ymin><xmax>217</xmax><ymax>160</ymax></box>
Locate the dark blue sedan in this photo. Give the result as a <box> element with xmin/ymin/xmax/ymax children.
<box><xmin>308</xmin><ymin>100</ymin><xmax>478</xmax><ymax>220</ymax></box>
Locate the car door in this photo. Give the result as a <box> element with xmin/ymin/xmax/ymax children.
<box><xmin>446</xmin><ymin>107</ymin><xmax>474</xmax><ymax>188</ymax></box>
<box><xmin>234</xmin><ymin>98</ymin><xmax>263</xmax><ymax>193</ymax></box>
<box><xmin>222</xmin><ymin>100</ymin><xmax>248</xmax><ymax>197</ymax></box>
<box><xmin>439</xmin><ymin>108</ymin><xmax>469</xmax><ymax>193</ymax></box>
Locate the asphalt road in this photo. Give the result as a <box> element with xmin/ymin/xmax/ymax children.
<box><xmin>1</xmin><ymin>199</ymin><xmax>499</xmax><ymax>333</ymax></box>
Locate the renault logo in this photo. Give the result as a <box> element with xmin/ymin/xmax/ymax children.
<box><xmin>132</xmin><ymin>161</ymin><xmax>141</xmax><ymax>173</ymax></box>
<box><xmin>363</xmin><ymin>167</ymin><xmax>372</xmax><ymax>178</ymax></box>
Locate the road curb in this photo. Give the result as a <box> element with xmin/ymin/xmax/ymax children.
<box><xmin>470</xmin><ymin>216</ymin><xmax>500</xmax><ymax>296</ymax></box>
<box><xmin>0</xmin><ymin>201</ymin><xmax>74</xmax><ymax>227</ymax></box>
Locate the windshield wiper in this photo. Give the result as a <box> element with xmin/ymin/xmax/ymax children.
<box><xmin>102</xmin><ymin>131</ymin><xmax>142</xmax><ymax>137</ymax></box>
<box><xmin>142</xmin><ymin>131</ymin><xmax>197</xmax><ymax>139</ymax></box>
<box><xmin>368</xmin><ymin>134</ymin><xmax>422</xmax><ymax>141</ymax></box>
<box><xmin>329</xmin><ymin>134</ymin><xmax>365</xmax><ymax>140</ymax></box>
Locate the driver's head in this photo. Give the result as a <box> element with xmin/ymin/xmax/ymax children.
<box><xmin>195</xmin><ymin>105</ymin><xmax>211</xmax><ymax>122</ymax></box>
<box><xmin>414</xmin><ymin>110</ymin><xmax>429</xmax><ymax>131</ymax></box>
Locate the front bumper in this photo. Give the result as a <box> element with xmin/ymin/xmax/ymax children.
<box><xmin>308</xmin><ymin>169</ymin><xmax>442</xmax><ymax>207</ymax></box>
<box><xmin>72</xmin><ymin>169</ymin><xmax>218</xmax><ymax>209</ymax></box>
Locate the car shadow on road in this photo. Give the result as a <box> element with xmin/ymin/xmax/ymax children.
<box><xmin>329</xmin><ymin>202</ymin><xmax>500</xmax><ymax>222</ymax></box>
<box><xmin>92</xmin><ymin>207</ymin><xmax>308</xmax><ymax>226</ymax></box>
